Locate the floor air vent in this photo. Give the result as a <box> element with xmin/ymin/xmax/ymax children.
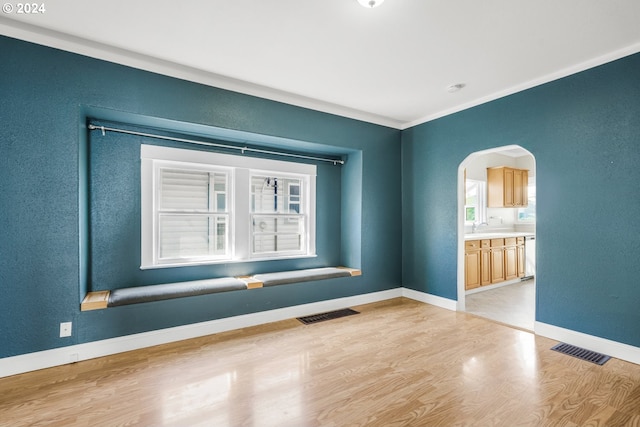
<box><xmin>297</xmin><ymin>308</ymin><xmax>359</xmax><ymax>325</ymax></box>
<box><xmin>551</xmin><ymin>343</ymin><xmax>611</xmax><ymax>365</ymax></box>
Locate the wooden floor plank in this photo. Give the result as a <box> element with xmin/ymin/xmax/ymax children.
<box><xmin>1</xmin><ymin>298</ymin><xmax>639</xmax><ymax>426</ymax></box>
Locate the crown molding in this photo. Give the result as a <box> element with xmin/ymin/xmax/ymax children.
<box><xmin>0</xmin><ymin>16</ymin><xmax>404</xmax><ymax>129</ymax></box>
<box><xmin>400</xmin><ymin>41</ymin><xmax>640</xmax><ymax>130</ymax></box>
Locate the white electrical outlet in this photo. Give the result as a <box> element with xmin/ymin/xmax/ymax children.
<box><xmin>60</xmin><ymin>322</ymin><xmax>72</xmax><ymax>338</ymax></box>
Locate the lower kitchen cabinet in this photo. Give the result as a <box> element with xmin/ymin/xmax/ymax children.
<box><xmin>490</xmin><ymin>239</ymin><xmax>506</xmax><ymax>283</ymax></box>
<box><xmin>465</xmin><ymin>240</ymin><xmax>481</xmax><ymax>290</ymax></box>
<box><xmin>516</xmin><ymin>237</ymin><xmax>525</xmax><ymax>278</ymax></box>
<box><xmin>481</xmin><ymin>240</ymin><xmax>491</xmax><ymax>286</ymax></box>
<box><xmin>504</xmin><ymin>238</ymin><xmax>518</xmax><ymax>280</ymax></box>
<box><xmin>465</xmin><ymin>235</ymin><xmax>526</xmax><ymax>290</ymax></box>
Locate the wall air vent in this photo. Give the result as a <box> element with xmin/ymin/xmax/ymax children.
<box><xmin>297</xmin><ymin>308</ymin><xmax>359</xmax><ymax>325</ymax></box>
<box><xmin>551</xmin><ymin>343</ymin><xmax>611</xmax><ymax>365</ymax></box>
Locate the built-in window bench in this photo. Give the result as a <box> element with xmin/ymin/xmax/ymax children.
<box><xmin>80</xmin><ymin>267</ymin><xmax>361</xmax><ymax>311</ymax></box>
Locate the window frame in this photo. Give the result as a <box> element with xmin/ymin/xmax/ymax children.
<box><xmin>464</xmin><ymin>179</ymin><xmax>487</xmax><ymax>225</ymax></box>
<box><xmin>517</xmin><ymin>175</ymin><xmax>536</xmax><ymax>223</ymax></box>
<box><xmin>141</xmin><ymin>145</ymin><xmax>316</xmax><ymax>269</ymax></box>
<box><xmin>249</xmin><ymin>171</ymin><xmax>309</xmax><ymax>258</ymax></box>
<box><xmin>155</xmin><ymin>163</ymin><xmax>233</xmax><ymax>265</ymax></box>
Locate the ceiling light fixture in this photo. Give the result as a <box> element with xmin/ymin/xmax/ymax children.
<box><xmin>447</xmin><ymin>83</ymin><xmax>466</xmax><ymax>93</ymax></box>
<box><xmin>357</xmin><ymin>0</ymin><xmax>385</xmax><ymax>8</ymax></box>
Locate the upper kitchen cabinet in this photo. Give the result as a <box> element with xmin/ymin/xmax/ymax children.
<box><xmin>487</xmin><ymin>167</ymin><xmax>528</xmax><ymax>208</ymax></box>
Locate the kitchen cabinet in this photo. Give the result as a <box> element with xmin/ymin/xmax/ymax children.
<box><xmin>490</xmin><ymin>238</ymin><xmax>505</xmax><ymax>283</ymax></box>
<box><xmin>480</xmin><ymin>240</ymin><xmax>491</xmax><ymax>286</ymax></box>
<box><xmin>465</xmin><ymin>240</ymin><xmax>481</xmax><ymax>290</ymax></box>
<box><xmin>487</xmin><ymin>167</ymin><xmax>528</xmax><ymax>207</ymax></box>
<box><xmin>465</xmin><ymin>235</ymin><xmax>527</xmax><ymax>290</ymax></box>
<box><xmin>504</xmin><ymin>237</ymin><xmax>518</xmax><ymax>280</ymax></box>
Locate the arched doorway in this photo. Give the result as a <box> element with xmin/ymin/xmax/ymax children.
<box><xmin>457</xmin><ymin>145</ymin><xmax>536</xmax><ymax>330</ymax></box>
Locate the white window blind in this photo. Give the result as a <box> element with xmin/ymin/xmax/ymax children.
<box><xmin>157</xmin><ymin>169</ymin><xmax>229</xmax><ymax>261</ymax></box>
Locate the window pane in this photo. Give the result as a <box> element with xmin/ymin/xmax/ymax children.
<box><xmin>160</xmin><ymin>169</ymin><xmax>210</xmax><ymax>211</ymax></box>
<box><xmin>216</xmin><ymin>193</ymin><xmax>226</xmax><ymax>211</ymax></box>
<box><xmin>252</xmin><ymin>215</ymin><xmax>304</xmax><ymax>254</ymax></box>
<box><xmin>159</xmin><ymin>214</ymin><xmax>227</xmax><ymax>259</ymax></box>
<box><xmin>466</xmin><ymin>207</ymin><xmax>476</xmax><ymax>222</ymax></box>
<box><xmin>465</xmin><ymin>179</ymin><xmax>485</xmax><ymax>224</ymax></box>
<box><xmin>517</xmin><ymin>177</ymin><xmax>536</xmax><ymax>222</ymax></box>
<box><xmin>288</xmin><ymin>183</ymin><xmax>301</xmax><ymax>213</ymax></box>
<box><xmin>253</xmin><ymin>234</ymin><xmax>303</xmax><ymax>254</ymax></box>
<box><xmin>251</xmin><ymin>176</ymin><xmax>302</xmax><ymax>214</ymax></box>
<box><xmin>212</xmin><ymin>173</ymin><xmax>227</xmax><ymax>212</ymax></box>
<box><xmin>215</xmin><ymin>217</ymin><xmax>226</xmax><ymax>252</ymax></box>
<box><xmin>465</xmin><ymin>181</ymin><xmax>478</xmax><ymax>206</ymax></box>
<box><xmin>213</xmin><ymin>173</ymin><xmax>226</xmax><ymax>192</ymax></box>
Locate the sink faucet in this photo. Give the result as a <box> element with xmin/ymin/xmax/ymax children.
<box><xmin>472</xmin><ymin>221</ymin><xmax>489</xmax><ymax>233</ymax></box>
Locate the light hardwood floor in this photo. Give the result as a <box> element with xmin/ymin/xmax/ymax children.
<box><xmin>465</xmin><ymin>279</ymin><xmax>536</xmax><ymax>331</ymax></box>
<box><xmin>1</xmin><ymin>298</ymin><xmax>639</xmax><ymax>426</ymax></box>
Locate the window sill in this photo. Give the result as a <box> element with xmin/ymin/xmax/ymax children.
<box><xmin>140</xmin><ymin>254</ymin><xmax>318</xmax><ymax>270</ymax></box>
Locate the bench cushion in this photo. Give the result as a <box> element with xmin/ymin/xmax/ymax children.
<box><xmin>107</xmin><ymin>277</ymin><xmax>247</xmax><ymax>307</ymax></box>
<box><xmin>253</xmin><ymin>267</ymin><xmax>352</xmax><ymax>287</ymax></box>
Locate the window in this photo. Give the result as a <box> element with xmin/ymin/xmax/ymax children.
<box><xmin>251</xmin><ymin>175</ymin><xmax>306</xmax><ymax>256</ymax></box>
<box><xmin>517</xmin><ymin>176</ymin><xmax>536</xmax><ymax>222</ymax></box>
<box><xmin>465</xmin><ymin>179</ymin><xmax>486</xmax><ymax>224</ymax></box>
<box><xmin>157</xmin><ymin>168</ymin><xmax>230</xmax><ymax>261</ymax></box>
<box><xmin>141</xmin><ymin>145</ymin><xmax>316</xmax><ymax>268</ymax></box>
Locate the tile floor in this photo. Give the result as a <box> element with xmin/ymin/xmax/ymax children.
<box><xmin>465</xmin><ymin>278</ymin><xmax>535</xmax><ymax>331</ymax></box>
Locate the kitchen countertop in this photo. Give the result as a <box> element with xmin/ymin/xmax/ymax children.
<box><xmin>464</xmin><ymin>232</ymin><xmax>534</xmax><ymax>240</ymax></box>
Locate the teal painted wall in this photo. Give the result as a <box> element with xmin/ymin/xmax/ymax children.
<box><xmin>1</xmin><ymin>31</ymin><xmax>639</xmax><ymax>361</ymax></box>
<box><xmin>402</xmin><ymin>53</ymin><xmax>640</xmax><ymax>347</ymax></box>
<box><xmin>0</xmin><ymin>36</ymin><xmax>401</xmax><ymax>358</ymax></box>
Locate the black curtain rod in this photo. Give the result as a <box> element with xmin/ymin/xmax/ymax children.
<box><xmin>88</xmin><ymin>124</ymin><xmax>345</xmax><ymax>165</ymax></box>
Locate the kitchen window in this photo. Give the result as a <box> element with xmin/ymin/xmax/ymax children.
<box><xmin>141</xmin><ymin>145</ymin><xmax>316</xmax><ymax>268</ymax></box>
<box><xmin>517</xmin><ymin>176</ymin><xmax>536</xmax><ymax>222</ymax></box>
<box><xmin>465</xmin><ymin>179</ymin><xmax>486</xmax><ymax>224</ymax></box>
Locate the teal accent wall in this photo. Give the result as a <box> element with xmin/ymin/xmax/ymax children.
<box><xmin>1</xmin><ymin>32</ymin><xmax>639</xmax><ymax>361</ymax></box>
<box><xmin>0</xmin><ymin>35</ymin><xmax>401</xmax><ymax>358</ymax></box>
<box><xmin>402</xmin><ymin>53</ymin><xmax>640</xmax><ymax>347</ymax></box>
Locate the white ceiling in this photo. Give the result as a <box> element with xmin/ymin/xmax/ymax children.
<box><xmin>2</xmin><ymin>0</ymin><xmax>640</xmax><ymax>129</ymax></box>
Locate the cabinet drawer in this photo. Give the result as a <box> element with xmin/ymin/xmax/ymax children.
<box><xmin>516</xmin><ymin>237</ymin><xmax>525</xmax><ymax>245</ymax></box>
<box><xmin>481</xmin><ymin>240</ymin><xmax>491</xmax><ymax>249</ymax></box>
<box><xmin>490</xmin><ymin>238</ymin><xmax>504</xmax><ymax>247</ymax></box>
<box><xmin>505</xmin><ymin>237</ymin><xmax>517</xmax><ymax>246</ymax></box>
<box><xmin>465</xmin><ymin>240</ymin><xmax>481</xmax><ymax>250</ymax></box>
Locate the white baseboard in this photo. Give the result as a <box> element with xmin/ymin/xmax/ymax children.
<box><xmin>4</xmin><ymin>289</ymin><xmax>638</xmax><ymax>378</ymax></box>
<box><xmin>401</xmin><ymin>288</ymin><xmax>458</xmax><ymax>311</ymax></box>
<box><xmin>0</xmin><ymin>288</ymin><xmax>402</xmax><ymax>378</ymax></box>
<box><xmin>535</xmin><ymin>322</ymin><xmax>640</xmax><ymax>366</ymax></box>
